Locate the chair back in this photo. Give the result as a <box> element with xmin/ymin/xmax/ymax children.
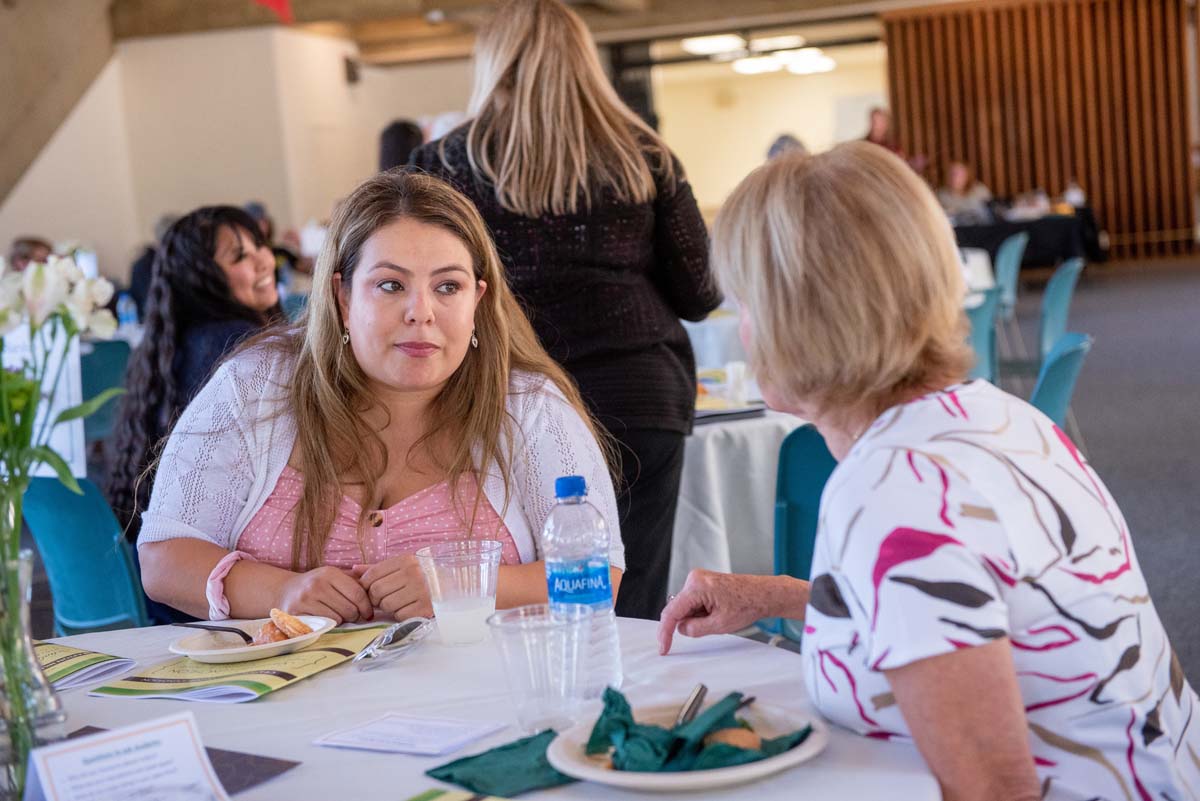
<box><xmin>80</xmin><ymin>339</ymin><xmax>131</xmax><ymax>443</ymax></box>
<box><xmin>993</xmin><ymin>232</ymin><xmax>1029</xmax><ymax>320</ymax></box>
<box><xmin>22</xmin><ymin>477</ymin><xmax>150</xmax><ymax>635</ymax></box>
<box><xmin>761</xmin><ymin>424</ymin><xmax>837</xmax><ymax>642</ymax></box>
<box><xmin>1030</xmin><ymin>332</ymin><xmax>1093</xmax><ymax>427</ymax></box>
<box><xmin>1039</xmin><ymin>257</ymin><xmax>1085</xmax><ymax>364</ymax></box>
<box><xmin>965</xmin><ymin>288</ymin><xmax>1001</xmax><ymax>382</ymax></box>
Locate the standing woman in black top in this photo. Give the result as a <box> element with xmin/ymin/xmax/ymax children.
<box><xmin>410</xmin><ymin>0</ymin><xmax>720</xmax><ymax>620</ymax></box>
<box><xmin>108</xmin><ymin>207</ymin><xmax>281</xmax><ymax>620</ymax></box>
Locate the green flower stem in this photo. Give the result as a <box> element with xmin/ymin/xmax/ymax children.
<box><xmin>1</xmin><ymin>489</ymin><xmax>31</xmax><ymax>794</ymax></box>
<box><xmin>34</xmin><ymin>320</ymin><xmax>68</xmax><ymax>452</ymax></box>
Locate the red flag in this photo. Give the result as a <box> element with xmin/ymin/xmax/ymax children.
<box><xmin>253</xmin><ymin>0</ymin><xmax>294</xmax><ymax>24</ymax></box>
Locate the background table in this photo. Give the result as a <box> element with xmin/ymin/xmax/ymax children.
<box><xmin>670</xmin><ymin>412</ymin><xmax>806</xmax><ymax>594</ymax></box>
<box><xmin>954</xmin><ymin>208</ymin><xmax>1105</xmax><ymax>268</ymax></box>
<box><xmin>53</xmin><ymin>619</ymin><xmax>937</xmax><ymax>800</ymax></box>
<box><xmin>682</xmin><ymin>311</ymin><xmax>746</xmax><ymax>370</ymax></box>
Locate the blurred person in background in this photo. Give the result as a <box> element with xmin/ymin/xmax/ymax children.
<box><xmin>7</xmin><ymin>236</ymin><xmax>52</xmax><ymax>272</ymax></box>
<box><xmin>767</xmin><ymin>133</ymin><xmax>807</xmax><ymax>160</ymax></box>
<box><xmin>937</xmin><ymin>161</ymin><xmax>993</xmax><ymax>226</ymax></box>
<box><xmin>379</xmin><ymin>119</ymin><xmax>424</xmax><ymax>172</ymax></box>
<box><xmin>108</xmin><ymin>206</ymin><xmax>282</xmax><ymax>624</ymax></box>
<box><xmin>410</xmin><ymin>0</ymin><xmax>721</xmax><ymax>621</ymax></box>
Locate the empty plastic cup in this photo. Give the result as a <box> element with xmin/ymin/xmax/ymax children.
<box><xmin>488</xmin><ymin>603</ymin><xmax>592</xmax><ymax>734</ymax></box>
<box><xmin>416</xmin><ymin>540</ymin><xmax>502</xmax><ymax>645</ymax></box>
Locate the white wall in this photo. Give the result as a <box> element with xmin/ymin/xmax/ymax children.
<box><xmin>655</xmin><ymin>43</ymin><xmax>888</xmax><ymax>212</ymax></box>
<box><xmin>0</xmin><ymin>58</ymin><xmax>140</xmax><ymax>281</ymax></box>
<box><xmin>119</xmin><ymin>28</ymin><xmax>293</xmax><ymax>246</ymax></box>
<box><xmin>272</xmin><ymin>29</ymin><xmax>472</xmax><ymax>226</ymax></box>
<box><xmin>0</xmin><ymin>25</ymin><xmax>475</xmax><ymax>284</ymax></box>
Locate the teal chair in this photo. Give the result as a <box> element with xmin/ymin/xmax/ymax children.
<box><xmin>22</xmin><ymin>477</ymin><xmax>150</xmax><ymax>635</ymax></box>
<box><xmin>759</xmin><ymin>425</ymin><xmax>838</xmax><ymax>643</ymax></box>
<box><xmin>1030</xmin><ymin>333</ymin><xmax>1093</xmax><ymax>428</ymax></box>
<box><xmin>965</xmin><ymin>288</ymin><xmax>1001</xmax><ymax>382</ymax></box>
<box><xmin>282</xmin><ymin>293</ymin><xmax>309</xmax><ymax>322</ymax></box>
<box><xmin>1037</xmin><ymin>258</ymin><xmax>1086</xmax><ymax>365</ymax></box>
<box><xmin>80</xmin><ymin>340</ymin><xmax>131</xmax><ymax>443</ymax></box>
<box><xmin>993</xmin><ymin>231</ymin><xmax>1030</xmax><ymax>321</ymax></box>
<box><xmin>1001</xmin><ymin>257</ymin><xmax>1086</xmax><ymax>379</ymax></box>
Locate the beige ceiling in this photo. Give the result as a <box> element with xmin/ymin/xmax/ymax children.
<box><xmin>107</xmin><ymin>0</ymin><xmax>944</xmax><ymax>65</ymax></box>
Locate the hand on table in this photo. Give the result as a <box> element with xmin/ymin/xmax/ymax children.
<box><xmin>658</xmin><ymin>570</ymin><xmax>799</xmax><ymax>655</ymax></box>
<box><xmin>278</xmin><ymin>566</ymin><xmax>374</xmax><ymax>624</ymax></box>
<box><xmin>354</xmin><ymin>555</ymin><xmax>434</xmax><ymax>621</ymax></box>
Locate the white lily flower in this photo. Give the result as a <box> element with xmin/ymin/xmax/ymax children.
<box><xmin>0</xmin><ymin>305</ymin><xmax>19</xmax><ymax>336</ymax></box>
<box><xmin>88</xmin><ymin>308</ymin><xmax>118</xmax><ymax>339</ymax></box>
<box><xmin>21</xmin><ymin>261</ymin><xmax>69</xmax><ymax>328</ymax></box>
<box><xmin>66</xmin><ymin>282</ymin><xmax>94</xmax><ymax>331</ymax></box>
<box><xmin>89</xmin><ymin>277</ymin><xmax>115</xmax><ymax>308</ymax></box>
<box><xmin>48</xmin><ymin>254</ymin><xmax>84</xmax><ymax>286</ymax></box>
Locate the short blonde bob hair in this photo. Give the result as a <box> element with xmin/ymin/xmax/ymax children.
<box><xmin>712</xmin><ymin>141</ymin><xmax>972</xmax><ymax>423</ymax></box>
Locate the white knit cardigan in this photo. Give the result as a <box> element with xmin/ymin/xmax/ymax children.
<box><xmin>138</xmin><ymin>346</ymin><xmax>625</xmax><ymax>570</ymax></box>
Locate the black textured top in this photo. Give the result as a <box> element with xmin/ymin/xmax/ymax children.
<box><xmin>172</xmin><ymin>318</ymin><xmax>259</xmax><ymax>410</ymax></box>
<box><xmin>410</xmin><ymin>128</ymin><xmax>721</xmax><ymax>435</ymax></box>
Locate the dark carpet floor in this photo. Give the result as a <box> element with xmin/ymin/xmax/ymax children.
<box><xmin>1007</xmin><ymin>258</ymin><xmax>1200</xmax><ymax>685</ymax></box>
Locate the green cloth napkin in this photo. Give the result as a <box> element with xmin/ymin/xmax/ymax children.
<box><xmin>426</xmin><ymin>730</ymin><xmax>576</xmax><ymax>797</ymax></box>
<box><xmin>586</xmin><ymin>687</ymin><xmax>813</xmax><ymax>774</ymax></box>
<box><xmin>427</xmin><ymin>689</ymin><xmax>814</xmax><ymax>796</ymax></box>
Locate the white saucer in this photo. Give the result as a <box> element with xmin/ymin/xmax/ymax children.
<box><xmin>168</xmin><ymin>616</ymin><xmax>336</xmax><ymax>664</ymax></box>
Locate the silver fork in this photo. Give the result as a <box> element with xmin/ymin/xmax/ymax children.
<box><xmin>674</xmin><ymin>683</ymin><xmax>708</xmax><ymax>726</ymax></box>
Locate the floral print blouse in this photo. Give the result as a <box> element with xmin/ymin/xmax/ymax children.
<box><xmin>802</xmin><ymin>380</ymin><xmax>1199</xmax><ymax>800</ymax></box>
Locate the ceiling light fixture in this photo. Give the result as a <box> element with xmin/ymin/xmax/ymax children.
<box><xmin>731</xmin><ymin>55</ymin><xmax>784</xmax><ymax>75</ymax></box>
<box><xmin>749</xmin><ymin>34</ymin><xmax>806</xmax><ymax>52</ymax></box>
<box><xmin>681</xmin><ymin>33</ymin><xmax>746</xmax><ymax>56</ymax></box>
<box><xmin>786</xmin><ymin>55</ymin><xmax>837</xmax><ymax>74</ymax></box>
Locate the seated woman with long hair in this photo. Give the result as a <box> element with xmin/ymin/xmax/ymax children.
<box><xmin>108</xmin><ymin>207</ymin><xmax>281</xmax><ymax>621</ymax></box>
<box><xmin>136</xmin><ymin>171</ymin><xmax>622</xmax><ymax>623</ymax></box>
<box><xmin>658</xmin><ymin>142</ymin><xmax>1198</xmax><ymax>800</ymax></box>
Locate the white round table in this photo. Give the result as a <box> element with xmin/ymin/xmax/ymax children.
<box><xmin>671</xmin><ymin>412</ymin><xmax>807</xmax><ymax>593</ymax></box>
<box><xmin>52</xmin><ymin>619</ymin><xmax>937</xmax><ymax>800</ymax></box>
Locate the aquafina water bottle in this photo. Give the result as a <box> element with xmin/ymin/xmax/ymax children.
<box><xmin>543</xmin><ymin>475</ymin><xmax>622</xmax><ymax>697</ymax></box>
<box><xmin>116</xmin><ymin>292</ymin><xmax>138</xmax><ymax>328</ymax></box>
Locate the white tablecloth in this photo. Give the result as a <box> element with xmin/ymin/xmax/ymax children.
<box><xmin>670</xmin><ymin>412</ymin><xmax>806</xmax><ymax>593</ymax></box>
<box><xmin>52</xmin><ymin>619</ymin><xmax>936</xmax><ymax>800</ymax></box>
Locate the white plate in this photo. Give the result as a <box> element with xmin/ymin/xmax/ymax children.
<box><xmin>546</xmin><ymin>701</ymin><xmax>828</xmax><ymax>792</ymax></box>
<box><xmin>168</xmin><ymin>616</ymin><xmax>336</xmax><ymax>664</ymax></box>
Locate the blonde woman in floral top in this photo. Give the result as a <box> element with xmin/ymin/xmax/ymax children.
<box><xmin>659</xmin><ymin>141</ymin><xmax>1199</xmax><ymax>801</ymax></box>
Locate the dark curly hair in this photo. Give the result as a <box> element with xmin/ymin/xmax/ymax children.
<box><xmin>107</xmin><ymin>206</ymin><xmax>281</xmax><ymax>539</ymax></box>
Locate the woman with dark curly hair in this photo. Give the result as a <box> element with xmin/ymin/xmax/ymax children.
<box><xmin>108</xmin><ymin>206</ymin><xmax>281</xmax><ymax>621</ymax></box>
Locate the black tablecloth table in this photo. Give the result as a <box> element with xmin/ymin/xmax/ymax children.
<box><xmin>955</xmin><ymin>207</ymin><xmax>1105</xmax><ymax>269</ymax></box>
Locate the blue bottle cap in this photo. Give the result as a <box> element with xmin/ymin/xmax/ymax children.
<box><xmin>554</xmin><ymin>476</ymin><xmax>587</xmax><ymax>498</ymax></box>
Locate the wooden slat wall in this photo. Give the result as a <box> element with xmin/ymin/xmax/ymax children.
<box><xmin>884</xmin><ymin>0</ymin><xmax>1195</xmax><ymax>260</ymax></box>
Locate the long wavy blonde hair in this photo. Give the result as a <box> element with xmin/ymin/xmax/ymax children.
<box><xmin>268</xmin><ymin>171</ymin><xmax>605</xmax><ymax>570</ymax></box>
<box><xmin>458</xmin><ymin>0</ymin><xmax>673</xmax><ymax>216</ymax></box>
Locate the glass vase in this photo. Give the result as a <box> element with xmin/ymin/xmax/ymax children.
<box><xmin>0</xmin><ymin>491</ymin><xmax>66</xmax><ymax>800</ymax></box>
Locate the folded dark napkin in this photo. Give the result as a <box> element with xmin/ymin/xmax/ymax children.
<box><xmin>586</xmin><ymin>688</ymin><xmax>812</xmax><ymax>773</ymax></box>
<box><xmin>428</xmin><ymin>688</ymin><xmax>813</xmax><ymax>796</ymax></box>
<box><xmin>426</xmin><ymin>730</ymin><xmax>576</xmax><ymax>797</ymax></box>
